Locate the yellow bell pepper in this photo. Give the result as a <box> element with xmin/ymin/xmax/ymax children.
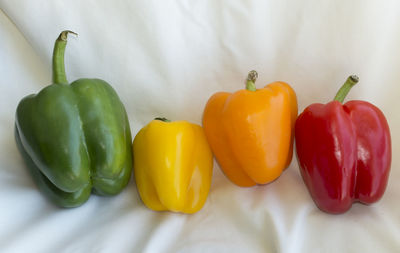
<box><xmin>133</xmin><ymin>118</ymin><xmax>213</xmax><ymax>214</ymax></box>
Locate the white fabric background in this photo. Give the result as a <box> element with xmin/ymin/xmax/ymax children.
<box><xmin>1</xmin><ymin>1</ymin><xmax>400</xmax><ymax>252</ymax></box>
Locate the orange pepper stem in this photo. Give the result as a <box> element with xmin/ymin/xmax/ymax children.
<box><xmin>333</xmin><ymin>75</ymin><xmax>359</xmax><ymax>103</ymax></box>
<box><xmin>155</xmin><ymin>117</ymin><xmax>171</xmax><ymax>122</ymax></box>
<box><xmin>246</xmin><ymin>70</ymin><xmax>258</xmax><ymax>91</ymax></box>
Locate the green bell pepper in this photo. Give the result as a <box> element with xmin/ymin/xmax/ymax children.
<box><xmin>15</xmin><ymin>31</ymin><xmax>133</xmax><ymax>208</ymax></box>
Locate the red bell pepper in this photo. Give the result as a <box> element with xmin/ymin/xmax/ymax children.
<box><xmin>295</xmin><ymin>75</ymin><xmax>391</xmax><ymax>214</ymax></box>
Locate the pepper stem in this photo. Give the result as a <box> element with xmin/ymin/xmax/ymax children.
<box><xmin>155</xmin><ymin>117</ymin><xmax>171</xmax><ymax>122</ymax></box>
<box><xmin>333</xmin><ymin>75</ymin><xmax>359</xmax><ymax>103</ymax></box>
<box><xmin>52</xmin><ymin>30</ymin><xmax>78</xmax><ymax>84</ymax></box>
<box><xmin>246</xmin><ymin>70</ymin><xmax>258</xmax><ymax>91</ymax></box>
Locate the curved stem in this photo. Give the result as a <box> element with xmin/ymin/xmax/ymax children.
<box><xmin>155</xmin><ymin>117</ymin><xmax>171</xmax><ymax>122</ymax></box>
<box><xmin>52</xmin><ymin>30</ymin><xmax>77</xmax><ymax>84</ymax></box>
<box><xmin>246</xmin><ymin>70</ymin><xmax>258</xmax><ymax>91</ymax></box>
<box><xmin>333</xmin><ymin>75</ymin><xmax>359</xmax><ymax>103</ymax></box>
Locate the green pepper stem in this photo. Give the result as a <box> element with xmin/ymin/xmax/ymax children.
<box><xmin>155</xmin><ymin>117</ymin><xmax>171</xmax><ymax>122</ymax></box>
<box><xmin>52</xmin><ymin>30</ymin><xmax>78</xmax><ymax>84</ymax></box>
<box><xmin>246</xmin><ymin>70</ymin><xmax>258</xmax><ymax>91</ymax></box>
<box><xmin>333</xmin><ymin>75</ymin><xmax>359</xmax><ymax>103</ymax></box>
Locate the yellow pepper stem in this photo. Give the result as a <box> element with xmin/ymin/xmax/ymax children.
<box><xmin>155</xmin><ymin>117</ymin><xmax>171</xmax><ymax>122</ymax></box>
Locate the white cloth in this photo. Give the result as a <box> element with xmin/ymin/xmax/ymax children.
<box><xmin>1</xmin><ymin>1</ymin><xmax>400</xmax><ymax>252</ymax></box>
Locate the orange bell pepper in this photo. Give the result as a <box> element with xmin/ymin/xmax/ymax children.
<box><xmin>203</xmin><ymin>70</ymin><xmax>297</xmax><ymax>187</ymax></box>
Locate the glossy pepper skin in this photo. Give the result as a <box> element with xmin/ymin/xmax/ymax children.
<box><xmin>15</xmin><ymin>31</ymin><xmax>132</xmax><ymax>208</ymax></box>
<box><xmin>203</xmin><ymin>71</ymin><xmax>297</xmax><ymax>187</ymax></box>
<box><xmin>133</xmin><ymin>118</ymin><xmax>213</xmax><ymax>214</ymax></box>
<box><xmin>295</xmin><ymin>76</ymin><xmax>391</xmax><ymax>214</ymax></box>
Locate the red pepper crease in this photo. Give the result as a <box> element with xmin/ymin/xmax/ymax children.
<box><xmin>295</xmin><ymin>76</ymin><xmax>391</xmax><ymax>214</ymax></box>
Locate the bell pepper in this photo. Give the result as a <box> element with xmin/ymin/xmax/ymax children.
<box><xmin>295</xmin><ymin>75</ymin><xmax>391</xmax><ymax>214</ymax></box>
<box><xmin>203</xmin><ymin>71</ymin><xmax>298</xmax><ymax>187</ymax></box>
<box><xmin>133</xmin><ymin>118</ymin><xmax>213</xmax><ymax>214</ymax></box>
<box><xmin>15</xmin><ymin>31</ymin><xmax>133</xmax><ymax>208</ymax></box>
